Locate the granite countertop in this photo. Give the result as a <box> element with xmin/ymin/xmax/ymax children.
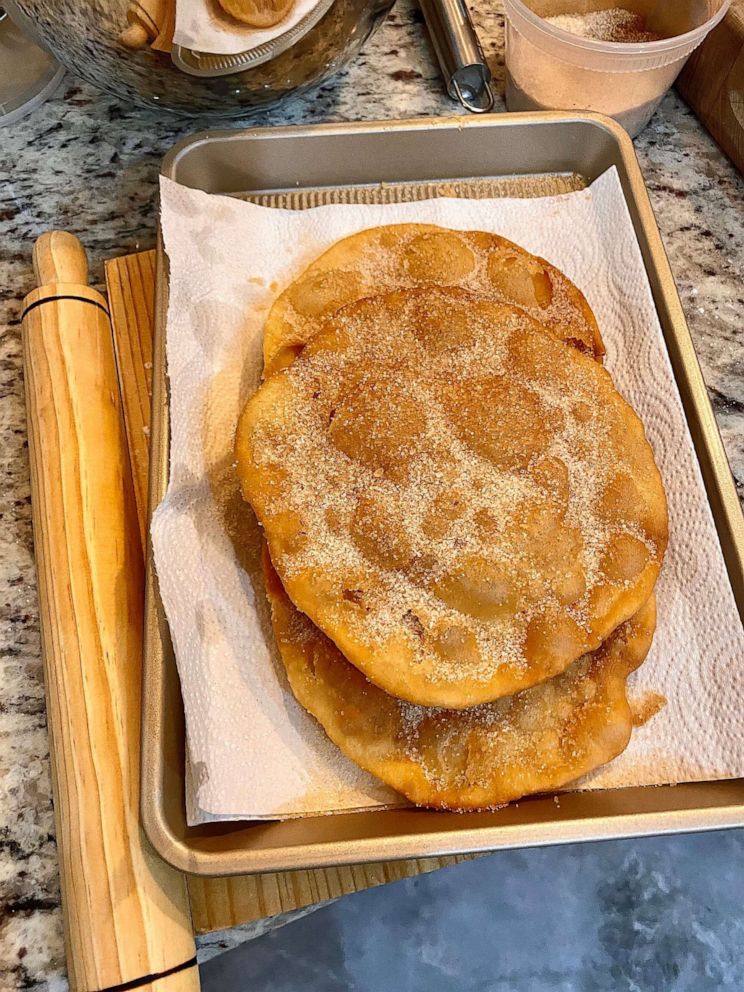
<box><xmin>1</xmin><ymin>2</ymin><xmax>743</xmax><ymax>989</ymax></box>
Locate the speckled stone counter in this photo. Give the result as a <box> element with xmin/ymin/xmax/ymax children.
<box><xmin>0</xmin><ymin>2</ymin><xmax>742</xmax><ymax>989</ymax></box>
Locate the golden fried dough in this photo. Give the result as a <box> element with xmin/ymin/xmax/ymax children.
<box><xmin>264</xmin><ymin>549</ymin><xmax>657</xmax><ymax>811</ymax></box>
<box><xmin>263</xmin><ymin>223</ymin><xmax>604</xmax><ymax>375</ymax></box>
<box><xmin>217</xmin><ymin>0</ymin><xmax>294</xmax><ymax>27</ymax></box>
<box><xmin>237</xmin><ymin>287</ymin><xmax>668</xmax><ymax>708</ymax></box>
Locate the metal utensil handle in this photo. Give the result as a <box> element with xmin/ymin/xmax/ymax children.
<box><xmin>419</xmin><ymin>0</ymin><xmax>493</xmax><ymax>113</ymax></box>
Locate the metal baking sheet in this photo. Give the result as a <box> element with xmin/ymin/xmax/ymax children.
<box><xmin>143</xmin><ymin>112</ymin><xmax>744</xmax><ymax>876</ymax></box>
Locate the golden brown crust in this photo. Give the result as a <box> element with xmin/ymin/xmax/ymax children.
<box><xmin>263</xmin><ymin>224</ymin><xmax>605</xmax><ymax>376</ymax></box>
<box><xmin>238</xmin><ymin>287</ymin><xmax>668</xmax><ymax>708</ymax></box>
<box><xmin>216</xmin><ymin>0</ymin><xmax>294</xmax><ymax>28</ymax></box>
<box><xmin>263</xmin><ymin>547</ymin><xmax>657</xmax><ymax>811</ymax></box>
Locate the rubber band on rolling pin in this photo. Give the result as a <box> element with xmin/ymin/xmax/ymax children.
<box><xmin>20</xmin><ymin>295</ymin><xmax>110</xmax><ymax>321</ymax></box>
<box><xmin>93</xmin><ymin>955</ymin><xmax>198</xmax><ymax>992</ymax></box>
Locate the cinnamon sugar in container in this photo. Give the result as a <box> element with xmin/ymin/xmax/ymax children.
<box><xmin>503</xmin><ymin>0</ymin><xmax>731</xmax><ymax>137</ymax></box>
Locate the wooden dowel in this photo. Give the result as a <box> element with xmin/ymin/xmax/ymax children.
<box><xmin>22</xmin><ymin>232</ymin><xmax>200</xmax><ymax>992</ymax></box>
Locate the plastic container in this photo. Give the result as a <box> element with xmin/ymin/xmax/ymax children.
<box><xmin>503</xmin><ymin>0</ymin><xmax>732</xmax><ymax>137</ymax></box>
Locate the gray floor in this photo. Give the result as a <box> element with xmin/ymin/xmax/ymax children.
<box><xmin>201</xmin><ymin>831</ymin><xmax>744</xmax><ymax>992</ymax></box>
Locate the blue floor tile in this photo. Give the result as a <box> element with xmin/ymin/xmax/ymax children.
<box><xmin>201</xmin><ymin>830</ymin><xmax>744</xmax><ymax>991</ymax></box>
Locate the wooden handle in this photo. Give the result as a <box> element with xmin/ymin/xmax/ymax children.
<box><xmin>33</xmin><ymin>231</ymin><xmax>89</xmax><ymax>286</ymax></box>
<box><xmin>121</xmin><ymin>21</ymin><xmax>152</xmax><ymax>48</ymax></box>
<box><xmin>119</xmin><ymin>0</ymin><xmax>174</xmax><ymax>50</ymax></box>
<box><xmin>676</xmin><ymin>1</ymin><xmax>744</xmax><ymax>174</ymax></box>
<box><xmin>22</xmin><ymin>233</ymin><xmax>199</xmax><ymax>992</ymax></box>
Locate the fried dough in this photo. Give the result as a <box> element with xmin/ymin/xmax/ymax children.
<box><xmin>264</xmin><ymin>548</ymin><xmax>657</xmax><ymax>810</ymax></box>
<box><xmin>237</xmin><ymin>287</ymin><xmax>667</xmax><ymax>708</ymax></box>
<box><xmin>216</xmin><ymin>0</ymin><xmax>294</xmax><ymax>27</ymax></box>
<box><xmin>263</xmin><ymin>223</ymin><xmax>604</xmax><ymax>375</ymax></box>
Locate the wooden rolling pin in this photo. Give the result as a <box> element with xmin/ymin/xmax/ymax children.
<box><xmin>21</xmin><ymin>232</ymin><xmax>200</xmax><ymax>992</ymax></box>
<box><xmin>120</xmin><ymin>0</ymin><xmax>176</xmax><ymax>52</ymax></box>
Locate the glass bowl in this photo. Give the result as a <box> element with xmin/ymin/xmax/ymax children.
<box><xmin>7</xmin><ymin>0</ymin><xmax>394</xmax><ymax>117</ymax></box>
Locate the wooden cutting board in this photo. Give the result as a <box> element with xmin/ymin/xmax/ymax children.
<box><xmin>677</xmin><ymin>0</ymin><xmax>744</xmax><ymax>173</ymax></box>
<box><xmin>104</xmin><ymin>249</ymin><xmax>475</xmax><ymax>935</ymax></box>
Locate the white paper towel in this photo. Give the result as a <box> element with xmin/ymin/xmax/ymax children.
<box><xmin>156</xmin><ymin>168</ymin><xmax>744</xmax><ymax>824</ymax></box>
<box><xmin>174</xmin><ymin>0</ymin><xmax>326</xmax><ymax>57</ymax></box>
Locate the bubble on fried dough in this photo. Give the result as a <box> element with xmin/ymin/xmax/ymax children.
<box><xmin>433</xmin><ymin>556</ymin><xmax>523</xmax><ymax>621</ymax></box>
<box><xmin>487</xmin><ymin>251</ymin><xmax>553</xmax><ymax>309</ymax></box>
<box><xmin>328</xmin><ymin>373</ymin><xmax>424</xmax><ymax>483</ymax></box>
<box><xmin>287</xmin><ymin>269</ymin><xmax>363</xmax><ymax>318</ymax></box>
<box><xmin>600</xmin><ymin>533</ymin><xmax>650</xmax><ymax>584</ymax></box>
<box><xmin>432</xmin><ymin>622</ymin><xmax>481</xmax><ymax>668</ymax></box>
<box><xmin>403</xmin><ymin>231</ymin><xmax>476</xmax><ymax>282</ymax></box>
<box><xmin>443</xmin><ymin>378</ymin><xmax>562</xmax><ymax>471</ymax></box>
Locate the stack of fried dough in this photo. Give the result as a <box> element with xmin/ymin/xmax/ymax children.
<box><xmin>235</xmin><ymin>224</ymin><xmax>669</xmax><ymax>811</ymax></box>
